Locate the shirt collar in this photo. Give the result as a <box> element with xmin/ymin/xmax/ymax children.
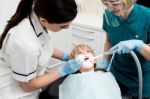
<box><xmin>127</xmin><ymin>3</ymin><xmax>139</xmax><ymax>20</ymax></box>
<box><xmin>29</xmin><ymin>11</ymin><xmax>47</xmax><ymax>37</ymax></box>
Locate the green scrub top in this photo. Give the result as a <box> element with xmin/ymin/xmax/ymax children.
<box><xmin>103</xmin><ymin>4</ymin><xmax>150</xmax><ymax>98</ymax></box>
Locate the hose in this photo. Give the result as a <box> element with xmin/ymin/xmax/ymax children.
<box><xmin>130</xmin><ymin>51</ymin><xmax>142</xmax><ymax>99</ymax></box>
<box><xmin>108</xmin><ymin>51</ymin><xmax>142</xmax><ymax>99</ymax></box>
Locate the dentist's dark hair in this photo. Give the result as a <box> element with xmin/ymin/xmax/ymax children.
<box><xmin>0</xmin><ymin>0</ymin><xmax>77</xmax><ymax>48</ymax></box>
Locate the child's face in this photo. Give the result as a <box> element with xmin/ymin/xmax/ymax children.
<box><xmin>75</xmin><ymin>49</ymin><xmax>95</xmax><ymax>72</ymax></box>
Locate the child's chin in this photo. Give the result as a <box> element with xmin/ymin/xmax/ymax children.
<box><xmin>80</xmin><ymin>65</ymin><xmax>94</xmax><ymax>71</ymax></box>
<box><xmin>82</xmin><ymin>61</ymin><xmax>93</xmax><ymax>67</ymax></box>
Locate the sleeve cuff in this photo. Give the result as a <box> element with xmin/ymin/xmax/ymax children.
<box><xmin>12</xmin><ymin>70</ymin><xmax>36</xmax><ymax>82</ymax></box>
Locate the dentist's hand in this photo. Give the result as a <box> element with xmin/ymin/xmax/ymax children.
<box><xmin>108</xmin><ymin>40</ymin><xmax>144</xmax><ymax>54</ymax></box>
<box><xmin>59</xmin><ymin>57</ymin><xmax>84</xmax><ymax>77</ymax></box>
<box><xmin>60</xmin><ymin>52</ymin><xmax>70</xmax><ymax>61</ymax></box>
<box><xmin>97</xmin><ymin>58</ymin><xmax>110</xmax><ymax>69</ymax></box>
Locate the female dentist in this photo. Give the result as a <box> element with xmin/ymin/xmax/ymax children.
<box><xmin>100</xmin><ymin>0</ymin><xmax>150</xmax><ymax>99</ymax></box>
<box><xmin>0</xmin><ymin>0</ymin><xmax>83</xmax><ymax>99</ymax></box>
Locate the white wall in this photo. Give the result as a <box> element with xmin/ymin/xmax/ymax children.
<box><xmin>0</xmin><ymin>0</ymin><xmax>20</xmax><ymax>34</ymax></box>
<box><xmin>75</xmin><ymin>0</ymin><xmax>105</xmax><ymax>16</ymax></box>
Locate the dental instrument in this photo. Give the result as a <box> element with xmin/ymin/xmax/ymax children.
<box><xmin>88</xmin><ymin>50</ymin><xmax>114</xmax><ymax>61</ymax></box>
<box><xmin>87</xmin><ymin>47</ymin><xmax>118</xmax><ymax>62</ymax></box>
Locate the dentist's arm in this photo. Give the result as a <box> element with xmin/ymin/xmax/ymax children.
<box><xmin>52</xmin><ymin>48</ymin><xmax>70</xmax><ymax>61</ymax></box>
<box><xmin>21</xmin><ymin>70</ymin><xmax>60</xmax><ymax>92</ymax></box>
<box><xmin>20</xmin><ymin>57</ymin><xmax>83</xmax><ymax>92</ymax></box>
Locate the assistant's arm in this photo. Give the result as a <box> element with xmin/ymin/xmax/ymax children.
<box><xmin>103</xmin><ymin>33</ymin><xmax>112</xmax><ymax>60</ymax></box>
<box><xmin>140</xmin><ymin>44</ymin><xmax>150</xmax><ymax>60</ymax></box>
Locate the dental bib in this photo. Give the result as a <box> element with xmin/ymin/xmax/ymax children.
<box><xmin>59</xmin><ymin>71</ymin><xmax>122</xmax><ymax>99</ymax></box>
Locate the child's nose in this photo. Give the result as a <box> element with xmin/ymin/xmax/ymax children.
<box><xmin>83</xmin><ymin>52</ymin><xmax>88</xmax><ymax>54</ymax></box>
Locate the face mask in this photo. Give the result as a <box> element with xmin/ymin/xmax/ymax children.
<box><xmin>102</xmin><ymin>0</ymin><xmax>125</xmax><ymax>27</ymax></box>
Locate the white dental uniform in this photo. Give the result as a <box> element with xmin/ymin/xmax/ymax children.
<box><xmin>0</xmin><ymin>11</ymin><xmax>53</xmax><ymax>99</ymax></box>
<box><xmin>59</xmin><ymin>71</ymin><xmax>122</xmax><ymax>99</ymax></box>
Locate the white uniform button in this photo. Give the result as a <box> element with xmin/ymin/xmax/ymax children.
<box><xmin>135</xmin><ymin>35</ymin><xmax>139</xmax><ymax>39</ymax></box>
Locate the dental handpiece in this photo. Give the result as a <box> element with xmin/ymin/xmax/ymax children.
<box><xmin>88</xmin><ymin>51</ymin><xmax>110</xmax><ymax>61</ymax></box>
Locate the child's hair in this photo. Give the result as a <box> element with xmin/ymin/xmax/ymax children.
<box><xmin>70</xmin><ymin>44</ymin><xmax>94</xmax><ymax>58</ymax></box>
<box><xmin>70</xmin><ymin>44</ymin><xmax>96</xmax><ymax>69</ymax></box>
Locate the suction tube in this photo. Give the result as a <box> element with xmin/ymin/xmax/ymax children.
<box><xmin>130</xmin><ymin>51</ymin><xmax>142</xmax><ymax>99</ymax></box>
<box><xmin>108</xmin><ymin>51</ymin><xmax>142</xmax><ymax>99</ymax></box>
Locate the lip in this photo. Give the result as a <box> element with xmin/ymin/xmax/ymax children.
<box><xmin>114</xmin><ymin>10</ymin><xmax>120</xmax><ymax>13</ymax></box>
<box><xmin>84</xmin><ymin>57</ymin><xmax>89</xmax><ymax>61</ymax></box>
<box><xmin>84</xmin><ymin>56</ymin><xmax>90</xmax><ymax>61</ymax></box>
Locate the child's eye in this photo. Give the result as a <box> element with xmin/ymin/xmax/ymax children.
<box><xmin>87</xmin><ymin>51</ymin><xmax>92</xmax><ymax>53</ymax></box>
<box><xmin>76</xmin><ymin>52</ymin><xmax>82</xmax><ymax>54</ymax></box>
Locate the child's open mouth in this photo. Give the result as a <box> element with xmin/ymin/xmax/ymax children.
<box><xmin>84</xmin><ymin>57</ymin><xmax>89</xmax><ymax>61</ymax></box>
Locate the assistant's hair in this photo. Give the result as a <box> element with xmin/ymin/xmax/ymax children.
<box><xmin>122</xmin><ymin>0</ymin><xmax>137</xmax><ymax>8</ymax></box>
<box><xmin>0</xmin><ymin>0</ymin><xmax>77</xmax><ymax>49</ymax></box>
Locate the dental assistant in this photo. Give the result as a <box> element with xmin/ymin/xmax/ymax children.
<box><xmin>100</xmin><ymin>0</ymin><xmax>150</xmax><ymax>99</ymax></box>
<box><xmin>0</xmin><ymin>0</ymin><xmax>83</xmax><ymax>99</ymax></box>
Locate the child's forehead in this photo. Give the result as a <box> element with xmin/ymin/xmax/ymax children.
<box><xmin>77</xmin><ymin>47</ymin><xmax>91</xmax><ymax>51</ymax></box>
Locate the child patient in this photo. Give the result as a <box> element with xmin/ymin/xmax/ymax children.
<box><xmin>59</xmin><ymin>44</ymin><xmax>122</xmax><ymax>99</ymax></box>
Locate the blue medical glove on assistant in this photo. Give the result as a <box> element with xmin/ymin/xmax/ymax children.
<box><xmin>61</xmin><ymin>52</ymin><xmax>70</xmax><ymax>61</ymax></box>
<box><xmin>97</xmin><ymin>58</ymin><xmax>110</xmax><ymax>69</ymax></box>
<box><xmin>59</xmin><ymin>57</ymin><xmax>84</xmax><ymax>77</ymax></box>
<box><xmin>108</xmin><ymin>40</ymin><xmax>144</xmax><ymax>54</ymax></box>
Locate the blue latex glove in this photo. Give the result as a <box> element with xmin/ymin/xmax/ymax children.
<box><xmin>108</xmin><ymin>40</ymin><xmax>144</xmax><ymax>54</ymax></box>
<box><xmin>60</xmin><ymin>52</ymin><xmax>70</xmax><ymax>61</ymax></box>
<box><xmin>59</xmin><ymin>57</ymin><xmax>84</xmax><ymax>77</ymax></box>
<box><xmin>97</xmin><ymin>58</ymin><xmax>110</xmax><ymax>69</ymax></box>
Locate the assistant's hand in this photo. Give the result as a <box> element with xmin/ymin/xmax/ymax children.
<box><xmin>108</xmin><ymin>40</ymin><xmax>144</xmax><ymax>54</ymax></box>
<box><xmin>59</xmin><ymin>57</ymin><xmax>84</xmax><ymax>77</ymax></box>
<box><xmin>97</xmin><ymin>58</ymin><xmax>110</xmax><ymax>69</ymax></box>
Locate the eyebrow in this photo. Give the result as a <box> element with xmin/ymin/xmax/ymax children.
<box><xmin>60</xmin><ymin>25</ymin><xmax>69</xmax><ymax>29</ymax></box>
<box><xmin>103</xmin><ymin>0</ymin><xmax>121</xmax><ymax>4</ymax></box>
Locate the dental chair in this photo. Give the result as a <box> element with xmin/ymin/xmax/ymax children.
<box><xmin>38</xmin><ymin>51</ymin><xmax>142</xmax><ymax>99</ymax></box>
<box><xmin>39</xmin><ymin>76</ymin><xmax>66</xmax><ymax>99</ymax></box>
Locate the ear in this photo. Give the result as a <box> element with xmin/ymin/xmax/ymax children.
<box><xmin>39</xmin><ymin>17</ymin><xmax>48</xmax><ymax>26</ymax></box>
<box><xmin>94</xmin><ymin>59</ymin><xmax>96</xmax><ymax>64</ymax></box>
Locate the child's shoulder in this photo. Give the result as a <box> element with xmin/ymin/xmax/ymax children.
<box><xmin>95</xmin><ymin>68</ymin><xmax>107</xmax><ymax>72</ymax></box>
